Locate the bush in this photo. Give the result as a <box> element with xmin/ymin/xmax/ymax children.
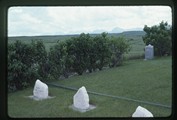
<box><xmin>143</xmin><ymin>21</ymin><xmax>172</xmax><ymax>56</ymax></box>
<box><xmin>31</xmin><ymin>40</ymin><xmax>49</xmax><ymax>79</ymax></box>
<box><xmin>8</xmin><ymin>32</ymin><xmax>131</xmax><ymax>91</ymax></box>
<box><xmin>8</xmin><ymin>41</ymin><xmax>39</xmax><ymax>91</ymax></box>
<box><xmin>66</xmin><ymin>33</ymin><xmax>91</xmax><ymax>75</ymax></box>
<box><xmin>86</xmin><ymin>36</ymin><xmax>98</xmax><ymax>72</ymax></box>
<box><xmin>93</xmin><ymin>32</ymin><xmax>111</xmax><ymax>70</ymax></box>
<box><xmin>48</xmin><ymin>41</ymin><xmax>69</xmax><ymax>79</ymax></box>
<box><xmin>108</xmin><ymin>36</ymin><xmax>130</xmax><ymax>67</ymax></box>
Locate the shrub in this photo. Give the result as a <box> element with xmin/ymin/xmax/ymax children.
<box><xmin>86</xmin><ymin>36</ymin><xmax>98</xmax><ymax>73</ymax></box>
<box><xmin>94</xmin><ymin>32</ymin><xmax>111</xmax><ymax>70</ymax></box>
<box><xmin>108</xmin><ymin>36</ymin><xmax>130</xmax><ymax>67</ymax></box>
<box><xmin>8</xmin><ymin>32</ymin><xmax>131</xmax><ymax>91</ymax></box>
<box><xmin>31</xmin><ymin>40</ymin><xmax>49</xmax><ymax>79</ymax></box>
<box><xmin>67</xmin><ymin>33</ymin><xmax>91</xmax><ymax>75</ymax></box>
<box><xmin>143</xmin><ymin>21</ymin><xmax>172</xmax><ymax>56</ymax></box>
<box><xmin>8</xmin><ymin>41</ymin><xmax>39</xmax><ymax>91</ymax></box>
<box><xmin>48</xmin><ymin>41</ymin><xmax>68</xmax><ymax>79</ymax></box>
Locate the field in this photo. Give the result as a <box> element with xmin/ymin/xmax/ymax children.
<box><xmin>8</xmin><ymin>56</ymin><xmax>172</xmax><ymax>118</ymax></box>
<box><xmin>8</xmin><ymin>31</ymin><xmax>146</xmax><ymax>58</ymax></box>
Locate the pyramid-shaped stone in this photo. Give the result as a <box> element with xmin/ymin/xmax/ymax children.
<box><xmin>132</xmin><ymin>106</ymin><xmax>153</xmax><ymax>117</ymax></box>
<box><xmin>73</xmin><ymin>86</ymin><xmax>89</xmax><ymax>110</ymax></box>
<box><xmin>33</xmin><ymin>79</ymin><xmax>48</xmax><ymax>99</ymax></box>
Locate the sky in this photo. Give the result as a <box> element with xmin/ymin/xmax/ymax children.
<box><xmin>8</xmin><ymin>6</ymin><xmax>172</xmax><ymax>36</ymax></box>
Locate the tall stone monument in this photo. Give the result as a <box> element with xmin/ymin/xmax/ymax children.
<box><xmin>132</xmin><ymin>106</ymin><xmax>153</xmax><ymax>117</ymax></box>
<box><xmin>33</xmin><ymin>79</ymin><xmax>48</xmax><ymax>99</ymax></box>
<box><xmin>145</xmin><ymin>44</ymin><xmax>154</xmax><ymax>60</ymax></box>
<box><xmin>73</xmin><ymin>86</ymin><xmax>89</xmax><ymax>110</ymax></box>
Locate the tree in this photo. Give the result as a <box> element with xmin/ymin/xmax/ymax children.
<box><xmin>31</xmin><ymin>40</ymin><xmax>48</xmax><ymax>79</ymax></box>
<box><xmin>67</xmin><ymin>33</ymin><xmax>91</xmax><ymax>75</ymax></box>
<box><xmin>94</xmin><ymin>32</ymin><xmax>111</xmax><ymax>70</ymax></box>
<box><xmin>48</xmin><ymin>41</ymin><xmax>68</xmax><ymax>79</ymax></box>
<box><xmin>143</xmin><ymin>21</ymin><xmax>172</xmax><ymax>56</ymax></box>
<box><xmin>87</xmin><ymin>36</ymin><xmax>98</xmax><ymax>72</ymax></box>
<box><xmin>108</xmin><ymin>36</ymin><xmax>130</xmax><ymax>67</ymax></box>
<box><xmin>8</xmin><ymin>40</ymin><xmax>39</xmax><ymax>91</ymax></box>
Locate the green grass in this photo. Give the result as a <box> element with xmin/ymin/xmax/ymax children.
<box><xmin>8</xmin><ymin>56</ymin><xmax>172</xmax><ymax>118</ymax></box>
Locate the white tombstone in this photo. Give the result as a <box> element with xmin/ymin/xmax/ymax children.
<box><xmin>145</xmin><ymin>44</ymin><xmax>154</xmax><ymax>60</ymax></box>
<box><xmin>73</xmin><ymin>86</ymin><xmax>89</xmax><ymax>110</ymax></box>
<box><xmin>132</xmin><ymin>106</ymin><xmax>153</xmax><ymax>117</ymax></box>
<box><xmin>33</xmin><ymin>79</ymin><xmax>48</xmax><ymax>99</ymax></box>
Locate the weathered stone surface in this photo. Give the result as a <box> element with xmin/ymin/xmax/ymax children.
<box><xmin>73</xmin><ymin>86</ymin><xmax>89</xmax><ymax>110</ymax></box>
<box><xmin>145</xmin><ymin>44</ymin><xmax>154</xmax><ymax>60</ymax></box>
<box><xmin>132</xmin><ymin>106</ymin><xmax>153</xmax><ymax>117</ymax></box>
<box><xmin>33</xmin><ymin>79</ymin><xmax>48</xmax><ymax>99</ymax></box>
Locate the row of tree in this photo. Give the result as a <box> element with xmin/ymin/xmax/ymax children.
<box><xmin>8</xmin><ymin>21</ymin><xmax>172</xmax><ymax>92</ymax></box>
<box><xmin>8</xmin><ymin>32</ymin><xmax>130</xmax><ymax>91</ymax></box>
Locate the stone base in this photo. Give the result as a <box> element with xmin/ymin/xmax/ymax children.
<box><xmin>27</xmin><ymin>95</ymin><xmax>55</xmax><ymax>101</ymax></box>
<box><xmin>69</xmin><ymin>104</ymin><xmax>96</xmax><ymax>113</ymax></box>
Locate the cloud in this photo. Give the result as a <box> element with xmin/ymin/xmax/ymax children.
<box><xmin>8</xmin><ymin>6</ymin><xmax>172</xmax><ymax>36</ymax></box>
<box><xmin>140</xmin><ymin>6</ymin><xmax>172</xmax><ymax>26</ymax></box>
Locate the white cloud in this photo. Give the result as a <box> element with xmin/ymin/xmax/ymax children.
<box><xmin>8</xmin><ymin>6</ymin><xmax>172</xmax><ymax>36</ymax></box>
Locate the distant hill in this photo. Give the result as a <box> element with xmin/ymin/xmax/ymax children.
<box><xmin>8</xmin><ymin>31</ymin><xmax>146</xmax><ymax>42</ymax></box>
<box><xmin>110</xmin><ymin>27</ymin><xmax>124</xmax><ymax>33</ymax></box>
<box><xmin>8</xmin><ymin>34</ymin><xmax>79</xmax><ymax>42</ymax></box>
<box><xmin>120</xmin><ymin>31</ymin><xmax>146</xmax><ymax>36</ymax></box>
<box><xmin>8</xmin><ymin>31</ymin><xmax>146</xmax><ymax>55</ymax></box>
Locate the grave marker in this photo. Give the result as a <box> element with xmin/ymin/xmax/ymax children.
<box><xmin>33</xmin><ymin>79</ymin><xmax>48</xmax><ymax>99</ymax></box>
<box><xmin>132</xmin><ymin>106</ymin><xmax>153</xmax><ymax>117</ymax></box>
<box><xmin>145</xmin><ymin>44</ymin><xmax>154</xmax><ymax>60</ymax></box>
<box><xmin>73</xmin><ymin>86</ymin><xmax>90</xmax><ymax>110</ymax></box>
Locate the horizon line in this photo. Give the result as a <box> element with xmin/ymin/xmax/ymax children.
<box><xmin>8</xmin><ymin>30</ymin><xmax>144</xmax><ymax>37</ymax></box>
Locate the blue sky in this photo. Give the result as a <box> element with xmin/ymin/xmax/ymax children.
<box><xmin>8</xmin><ymin>6</ymin><xmax>172</xmax><ymax>36</ymax></box>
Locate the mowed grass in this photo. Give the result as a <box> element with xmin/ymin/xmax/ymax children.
<box><xmin>8</xmin><ymin>56</ymin><xmax>172</xmax><ymax>118</ymax></box>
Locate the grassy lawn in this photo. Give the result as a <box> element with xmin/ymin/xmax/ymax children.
<box><xmin>8</xmin><ymin>56</ymin><xmax>172</xmax><ymax>118</ymax></box>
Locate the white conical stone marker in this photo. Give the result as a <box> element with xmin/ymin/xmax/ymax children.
<box><xmin>33</xmin><ymin>79</ymin><xmax>48</xmax><ymax>99</ymax></box>
<box><xmin>73</xmin><ymin>86</ymin><xmax>89</xmax><ymax>110</ymax></box>
<box><xmin>132</xmin><ymin>106</ymin><xmax>153</xmax><ymax>117</ymax></box>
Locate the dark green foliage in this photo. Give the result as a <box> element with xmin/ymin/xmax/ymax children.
<box><xmin>8</xmin><ymin>40</ymin><xmax>49</xmax><ymax>91</ymax></box>
<box><xmin>143</xmin><ymin>21</ymin><xmax>172</xmax><ymax>56</ymax></box>
<box><xmin>48</xmin><ymin>41</ymin><xmax>69</xmax><ymax>79</ymax></box>
<box><xmin>66</xmin><ymin>33</ymin><xmax>91</xmax><ymax>75</ymax></box>
<box><xmin>8</xmin><ymin>32</ymin><xmax>130</xmax><ymax>91</ymax></box>
<box><xmin>86</xmin><ymin>36</ymin><xmax>98</xmax><ymax>73</ymax></box>
<box><xmin>8</xmin><ymin>41</ymin><xmax>39</xmax><ymax>91</ymax></box>
<box><xmin>108</xmin><ymin>37</ymin><xmax>130</xmax><ymax>67</ymax></box>
<box><xmin>94</xmin><ymin>32</ymin><xmax>112</xmax><ymax>70</ymax></box>
<box><xmin>31</xmin><ymin>40</ymin><xmax>49</xmax><ymax>79</ymax></box>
